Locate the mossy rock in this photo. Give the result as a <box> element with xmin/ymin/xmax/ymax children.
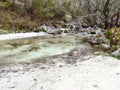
<box><xmin>106</xmin><ymin>27</ymin><xmax>120</xmax><ymax>45</ymax></box>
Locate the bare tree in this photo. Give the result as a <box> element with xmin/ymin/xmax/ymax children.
<box><xmin>80</xmin><ymin>0</ymin><xmax>120</xmax><ymax>29</ymax></box>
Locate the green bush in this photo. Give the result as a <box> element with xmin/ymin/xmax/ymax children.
<box><xmin>0</xmin><ymin>1</ymin><xmax>12</xmax><ymax>8</ymax></box>
<box><xmin>32</xmin><ymin>0</ymin><xmax>56</xmax><ymax>18</ymax></box>
<box><xmin>106</xmin><ymin>27</ymin><xmax>120</xmax><ymax>46</ymax></box>
<box><xmin>62</xmin><ymin>0</ymin><xmax>77</xmax><ymax>15</ymax></box>
<box><xmin>0</xmin><ymin>11</ymin><xmax>38</xmax><ymax>33</ymax></box>
<box><xmin>111</xmin><ymin>55</ymin><xmax>120</xmax><ymax>59</ymax></box>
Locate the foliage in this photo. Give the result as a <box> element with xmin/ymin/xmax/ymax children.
<box><xmin>106</xmin><ymin>27</ymin><xmax>120</xmax><ymax>46</ymax></box>
<box><xmin>1</xmin><ymin>0</ymin><xmax>120</xmax><ymax>33</ymax></box>
<box><xmin>111</xmin><ymin>55</ymin><xmax>120</xmax><ymax>59</ymax></box>
<box><xmin>110</xmin><ymin>45</ymin><xmax>118</xmax><ymax>51</ymax></box>
<box><xmin>62</xmin><ymin>0</ymin><xmax>79</xmax><ymax>16</ymax></box>
<box><xmin>32</xmin><ymin>0</ymin><xmax>56</xmax><ymax>18</ymax></box>
<box><xmin>0</xmin><ymin>10</ymin><xmax>38</xmax><ymax>33</ymax></box>
<box><xmin>0</xmin><ymin>1</ymin><xmax>12</xmax><ymax>8</ymax></box>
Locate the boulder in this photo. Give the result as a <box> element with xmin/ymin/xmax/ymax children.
<box><xmin>64</xmin><ymin>14</ymin><xmax>72</xmax><ymax>22</ymax></box>
<box><xmin>87</xmin><ymin>34</ymin><xmax>106</xmax><ymax>45</ymax></box>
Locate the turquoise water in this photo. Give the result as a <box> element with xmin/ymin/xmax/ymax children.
<box><xmin>0</xmin><ymin>34</ymin><xmax>85</xmax><ymax>65</ymax></box>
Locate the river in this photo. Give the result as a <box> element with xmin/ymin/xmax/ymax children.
<box><xmin>0</xmin><ymin>33</ymin><xmax>92</xmax><ymax>66</ymax></box>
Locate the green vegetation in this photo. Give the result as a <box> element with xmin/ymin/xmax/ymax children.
<box><xmin>95</xmin><ymin>52</ymin><xmax>120</xmax><ymax>59</ymax></box>
<box><xmin>0</xmin><ymin>1</ymin><xmax>12</xmax><ymax>8</ymax></box>
<box><xmin>0</xmin><ymin>10</ymin><xmax>38</xmax><ymax>33</ymax></box>
<box><xmin>32</xmin><ymin>0</ymin><xmax>56</xmax><ymax>18</ymax></box>
<box><xmin>0</xmin><ymin>0</ymin><xmax>120</xmax><ymax>34</ymax></box>
<box><xmin>111</xmin><ymin>55</ymin><xmax>120</xmax><ymax>59</ymax></box>
<box><xmin>105</xmin><ymin>27</ymin><xmax>120</xmax><ymax>50</ymax></box>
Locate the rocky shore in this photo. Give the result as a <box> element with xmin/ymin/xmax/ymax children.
<box><xmin>0</xmin><ymin>55</ymin><xmax>120</xmax><ymax>90</ymax></box>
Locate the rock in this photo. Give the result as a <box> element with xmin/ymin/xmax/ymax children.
<box><xmin>87</xmin><ymin>34</ymin><xmax>106</xmax><ymax>45</ymax></box>
<box><xmin>3</xmin><ymin>45</ymin><xmax>14</xmax><ymax>49</ymax></box>
<box><xmin>55</xmin><ymin>21</ymin><xmax>66</xmax><ymax>28</ymax></box>
<box><xmin>86</xmin><ymin>27</ymin><xmax>102</xmax><ymax>35</ymax></box>
<box><xmin>112</xmin><ymin>48</ymin><xmax>120</xmax><ymax>56</ymax></box>
<box><xmin>92</xmin><ymin>84</ymin><xmax>98</xmax><ymax>88</ymax></box>
<box><xmin>95</xmin><ymin>29</ymin><xmax>102</xmax><ymax>34</ymax></box>
<box><xmin>47</xmin><ymin>28</ymin><xmax>58</xmax><ymax>34</ymax></box>
<box><xmin>64</xmin><ymin>14</ymin><xmax>72</xmax><ymax>22</ymax></box>
<box><xmin>101</xmin><ymin>44</ymin><xmax>110</xmax><ymax>49</ymax></box>
<box><xmin>58</xmin><ymin>28</ymin><xmax>69</xmax><ymax>34</ymax></box>
<box><xmin>34</xmin><ymin>25</ymin><xmax>58</xmax><ymax>34</ymax></box>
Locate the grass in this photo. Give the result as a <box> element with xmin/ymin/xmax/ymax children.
<box><xmin>0</xmin><ymin>10</ymin><xmax>38</xmax><ymax>33</ymax></box>
<box><xmin>95</xmin><ymin>52</ymin><xmax>120</xmax><ymax>59</ymax></box>
<box><xmin>111</xmin><ymin>55</ymin><xmax>120</xmax><ymax>59</ymax></box>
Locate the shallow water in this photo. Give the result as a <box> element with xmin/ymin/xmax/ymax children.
<box><xmin>0</xmin><ymin>34</ymin><xmax>90</xmax><ymax>66</ymax></box>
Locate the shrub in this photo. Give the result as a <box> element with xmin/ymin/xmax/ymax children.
<box><xmin>0</xmin><ymin>10</ymin><xmax>38</xmax><ymax>33</ymax></box>
<box><xmin>32</xmin><ymin>0</ymin><xmax>56</xmax><ymax>18</ymax></box>
<box><xmin>106</xmin><ymin>27</ymin><xmax>120</xmax><ymax>47</ymax></box>
<box><xmin>0</xmin><ymin>1</ymin><xmax>12</xmax><ymax>8</ymax></box>
<box><xmin>111</xmin><ymin>55</ymin><xmax>120</xmax><ymax>59</ymax></box>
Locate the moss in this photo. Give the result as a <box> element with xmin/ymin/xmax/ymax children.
<box><xmin>106</xmin><ymin>27</ymin><xmax>120</xmax><ymax>46</ymax></box>
<box><xmin>106</xmin><ymin>27</ymin><xmax>120</xmax><ymax>39</ymax></box>
<box><xmin>110</xmin><ymin>45</ymin><xmax>118</xmax><ymax>52</ymax></box>
<box><xmin>95</xmin><ymin>52</ymin><xmax>103</xmax><ymax>56</ymax></box>
<box><xmin>40</xmin><ymin>28</ymin><xmax>47</xmax><ymax>32</ymax></box>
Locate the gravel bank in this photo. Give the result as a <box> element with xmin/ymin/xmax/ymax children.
<box><xmin>0</xmin><ymin>56</ymin><xmax>120</xmax><ymax>90</ymax></box>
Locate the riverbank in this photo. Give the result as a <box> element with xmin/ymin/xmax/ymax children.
<box><xmin>0</xmin><ymin>55</ymin><xmax>120</xmax><ymax>90</ymax></box>
<box><xmin>0</xmin><ymin>32</ymin><xmax>48</xmax><ymax>41</ymax></box>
